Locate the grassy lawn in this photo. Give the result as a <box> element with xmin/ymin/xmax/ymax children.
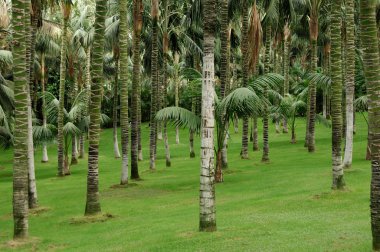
<box><xmin>0</xmin><ymin>115</ymin><xmax>372</xmax><ymax>251</ymax></box>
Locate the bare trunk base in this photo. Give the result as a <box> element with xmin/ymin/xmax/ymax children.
<box><xmin>41</xmin><ymin>144</ymin><xmax>49</xmax><ymax>163</ymax></box>
<box><xmin>63</xmin><ymin>156</ymin><xmax>71</xmax><ymax>175</ymax></box>
<box><xmin>283</xmin><ymin>118</ymin><xmax>289</xmax><ymax>133</ymax></box>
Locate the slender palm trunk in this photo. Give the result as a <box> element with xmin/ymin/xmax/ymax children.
<box><xmin>41</xmin><ymin>53</ymin><xmax>48</xmax><ymax>163</ymax></box>
<box><xmin>149</xmin><ymin>0</ymin><xmax>159</xmax><ymax>170</ymax></box>
<box><xmin>253</xmin><ymin>116</ymin><xmax>259</xmax><ymax>151</ymax></box>
<box><xmin>343</xmin><ymin>0</ymin><xmax>355</xmax><ymax>169</ymax></box>
<box><xmin>71</xmin><ymin>70</ymin><xmax>78</xmax><ymax>166</ymax></box>
<box><xmin>283</xmin><ymin>24</ymin><xmax>290</xmax><ymax>133</ymax></box>
<box><xmin>199</xmin><ymin>0</ymin><xmax>216</xmax><ymax>232</ymax></box>
<box><xmin>26</xmin><ymin>9</ymin><xmax>38</xmax><ymax>209</ymax></box>
<box><xmin>240</xmin><ymin>0</ymin><xmax>249</xmax><ymax>159</ymax></box>
<box><xmin>262</xmin><ymin>24</ymin><xmax>271</xmax><ymax>163</ymax></box>
<box><xmin>85</xmin><ymin>0</ymin><xmax>106</xmax><ymax>215</ymax></box>
<box><xmin>360</xmin><ymin>0</ymin><xmax>380</xmax><ymax>249</ymax></box>
<box><xmin>113</xmin><ymin>57</ymin><xmax>121</xmax><ymax>159</ymax></box>
<box><xmin>57</xmin><ymin>7</ymin><xmax>70</xmax><ymax>176</ymax></box>
<box><xmin>162</xmin><ymin>0</ymin><xmax>171</xmax><ymax>167</ymax></box>
<box><xmin>120</xmin><ymin>0</ymin><xmax>129</xmax><ymax>185</ymax></box>
<box><xmin>131</xmin><ymin>0</ymin><xmax>143</xmax><ymax>179</ymax></box>
<box><xmin>330</xmin><ymin>0</ymin><xmax>345</xmax><ymax>190</ymax></box>
<box><xmin>12</xmin><ymin>0</ymin><xmax>29</xmax><ymax>238</ymax></box>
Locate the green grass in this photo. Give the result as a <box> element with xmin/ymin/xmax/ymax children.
<box><xmin>0</xmin><ymin>115</ymin><xmax>372</xmax><ymax>251</ymax></box>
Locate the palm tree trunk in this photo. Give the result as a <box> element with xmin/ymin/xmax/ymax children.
<box><xmin>26</xmin><ymin>5</ymin><xmax>38</xmax><ymax>209</ymax></box>
<box><xmin>360</xmin><ymin>0</ymin><xmax>380</xmax><ymax>249</ymax></box>
<box><xmin>120</xmin><ymin>0</ymin><xmax>129</xmax><ymax>185</ymax></box>
<box><xmin>343</xmin><ymin>0</ymin><xmax>355</xmax><ymax>169</ymax></box>
<box><xmin>199</xmin><ymin>0</ymin><xmax>216</xmax><ymax>232</ymax></box>
<box><xmin>174</xmin><ymin>53</ymin><xmax>180</xmax><ymax>145</ymax></box>
<box><xmin>240</xmin><ymin>0</ymin><xmax>249</xmax><ymax>159</ymax></box>
<box><xmin>113</xmin><ymin>57</ymin><xmax>121</xmax><ymax>159</ymax></box>
<box><xmin>253</xmin><ymin>116</ymin><xmax>259</xmax><ymax>151</ymax></box>
<box><xmin>57</xmin><ymin>6</ymin><xmax>70</xmax><ymax>177</ymax></box>
<box><xmin>131</xmin><ymin>0</ymin><xmax>143</xmax><ymax>179</ymax></box>
<box><xmin>12</xmin><ymin>0</ymin><xmax>29</xmax><ymax>238</ymax></box>
<box><xmin>41</xmin><ymin>53</ymin><xmax>49</xmax><ymax>163</ymax></box>
<box><xmin>85</xmin><ymin>0</ymin><xmax>106</xmax><ymax>215</ymax></box>
<box><xmin>283</xmin><ymin>24</ymin><xmax>290</xmax><ymax>133</ymax></box>
<box><xmin>71</xmin><ymin>68</ymin><xmax>78</xmax><ymax>166</ymax></box>
<box><xmin>331</xmin><ymin>0</ymin><xmax>345</xmax><ymax>190</ymax></box>
<box><xmin>162</xmin><ymin>0</ymin><xmax>171</xmax><ymax>167</ymax></box>
<box><xmin>262</xmin><ymin>24</ymin><xmax>271</xmax><ymax>163</ymax></box>
<box><xmin>149</xmin><ymin>0</ymin><xmax>159</xmax><ymax>170</ymax></box>
<box><xmin>307</xmin><ymin>39</ymin><xmax>317</xmax><ymax>153</ymax></box>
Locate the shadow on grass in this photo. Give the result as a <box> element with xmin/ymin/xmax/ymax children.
<box><xmin>110</xmin><ymin>183</ymin><xmax>139</xmax><ymax>189</ymax></box>
<box><xmin>29</xmin><ymin>206</ymin><xmax>51</xmax><ymax>217</ymax></box>
<box><xmin>312</xmin><ymin>188</ymin><xmax>352</xmax><ymax>200</ymax></box>
<box><xmin>69</xmin><ymin>213</ymin><xmax>115</xmax><ymax>225</ymax></box>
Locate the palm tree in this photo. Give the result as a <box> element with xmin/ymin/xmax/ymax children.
<box><xmin>58</xmin><ymin>0</ymin><xmax>72</xmax><ymax>176</ymax></box>
<box><xmin>360</xmin><ymin>0</ymin><xmax>380</xmax><ymax>249</ymax></box>
<box><xmin>342</xmin><ymin>0</ymin><xmax>355</xmax><ymax>169</ymax></box>
<box><xmin>149</xmin><ymin>0</ymin><xmax>159</xmax><ymax>170</ymax></box>
<box><xmin>199</xmin><ymin>0</ymin><xmax>216</xmax><ymax>232</ymax></box>
<box><xmin>12</xmin><ymin>0</ymin><xmax>29</xmax><ymax>239</ymax></box>
<box><xmin>85</xmin><ymin>0</ymin><xmax>106</xmax><ymax>216</ymax></box>
<box><xmin>131</xmin><ymin>0</ymin><xmax>143</xmax><ymax>179</ymax></box>
<box><xmin>119</xmin><ymin>0</ymin><xmax>129</xmax><ymax>185</ymax></box>
<box><xmin>330</xmin><ymin>0</ymin><xmax>345</xmax><ymax>190</ymax></box>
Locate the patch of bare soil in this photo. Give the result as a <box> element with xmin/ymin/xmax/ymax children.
<box><xmin>69</xmin><ymin>213</ymin><xmax>115</xmax><ymax>225</ymax></box>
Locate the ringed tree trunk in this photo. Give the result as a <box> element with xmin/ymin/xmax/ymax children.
<box><xmin>120</xmin><ymin>0</ymin><xmax>129</xmax><ymax>185</ymax></box>
<box><xmin>85</xmin><ymin>0</ymin><xmax>106</xmax><ymax>216</ymax></box>
<box><xmin>149</xmin><ymin>0</ymin><xmax>159</xmax><ymax>170</ymax></box>
<box><xmin>113</xmin><ymin>54</ymin><xmax>121</xmax><ymax>159</ymax></box>
<box><xmin>262</xmin><ymin>23</ymin><xmax>271</xmax><ymax>163</ymax></box>
<box><xmin>360</xmin><ymin>0</ymin><xmax>380</xmax><ymax>249</ymax></box>
<box><xmin>41</xmin><ymin>53</ymin><xmax>49</xmax><ymax>163</ymax></box>
<box><xmin>307</xmin><ymin>7</ymin><xmax>319</xmax><ymax>153</ymax></box>
<box><xmin>342</xmin><ymin>0</ymin><xmax>355</xmax><ymax>169</ymax></box>
<box><xmin>330</xmin><ymin>0</ymin><xmax>345</xmax><ymax>190</ymax></box>
<box><xmin>12</xmin><ymin>0</ymin><xmax>29</xmax><ymax>238</ymax></box>
<box><xmin>253</xmin><ymin>116</ymin><xmax>259</xmax><ymax>151</ymax></box>
<box><xmin>199</xmin><ymin>0</ymin><xmax>216</xmax><ymax>232</ymax></box>
<box><xmin>130</xmin><ymin>0</ymin><xmax>143</xmax><ymax>179</ymax></box>
<box><xmin>57</xmin><ymin>3</ymin><xmax>71</xmax><ymax>176</ymax></box>
<box><xmin>240</xmin><ymin>0</ymin><xmax>249</xmax><ymax>159</ymax></box>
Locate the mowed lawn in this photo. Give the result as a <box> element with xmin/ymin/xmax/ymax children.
<box><xmin>0</xmin><ymin>115</ymin><xmax>372</xmax><ymax>251</ymax></box>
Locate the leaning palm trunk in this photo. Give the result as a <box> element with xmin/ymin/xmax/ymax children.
<box><xmin>12</xmin><ymin>0</ymin><xmax>29</xmax><ymax>238</ymax></box>
<box><xmin>262</xmin><ymin>24</ymin><xmax>271</xmax><ymax>163</ymax></box>
<box><xmin>149</xmin><ymin>0</ymin><xmax>159</xmax><ymax>170</ymax></box>
<box><xmin>360</xmin><ymin>0</ymin><xmax>380</xmax><ymax>249</ymax></box>
<box><xmin>113</xmin><ymin>56</ymin><xmax>121</xmax><ymax>159</ymax></box>
<box><xmin>119</xmin><ymin>0</ymin><xmax>129</xmax><ymax>185</ymax></box>
<box><xmin>57</xmin><ymin>4</ymin><xmax>70</xmax><ymax>176</ymax></box>
<box><xmin>131</xmin><ymin>0</ymin><xmax>143</xmax><ymax>179</ymax></box>
<box><xmin>199</xmin><ymin>0</ymin><xmax>216</xmax><ymax>232</ymax></box>
<box><xmin>85</xmin><ymin>0</ymin><xmax>106</xmax><ymax>215</ymax></box>
<box><xmin>343</xmin><ymin>0</ymin><xmax>355</xmax><ymax>169</ymax></box>
<box><xmin>240</xmin><ymin>0</ymin><xmax>249</xmax><ymax>159</ymax></box>
<box><xmin>330</xmin><ymin>0</ymin><xmax>345</xmax><ymax>190</ymax></box>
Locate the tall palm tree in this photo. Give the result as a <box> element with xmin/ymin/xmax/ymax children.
<box><xmin>360</xmin><ymin>0</ymin><xmax>380</xmax><ymax>249</ymax></box>
<box><xmin>199</xmin><ymin>0</ymin><xmax>216</xmax><ymax>232</ymax></box>
<box><xmin>330</xmin><ymin>0</ymin><xmax>345</xmax><ymax>190</ymax></box>
<box><xmin>12</xmin><ymin>0</ymin><xmax>29</xmax><ymax>239</ymax></box>
<box><xmin>131</xmin><ymin>0</ymin><xmax>143</xmax><ymax>179</ymax></box>
<box><xmin>58</xmin><ymin>0</ymin><xmax>72</xmax><ymax>176</ymax></box>
<box><xmin>342</xmin><ymin>0</ymin><xmax>355</xmax><ymax>169</ymax></box>
<box><xmin>262</xmin><ymin>23</ymin><xmax>271</xmax><ymax>163</ymax></box>
<box><xmin>119</xmin><ymin>0</ymin><xmax>129</xmax><ymax>185</ymax></box>
<box><xmin>84</xmin><ymin>0</ymin><xmax>106</xmax><ymax>216</ymax></box>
